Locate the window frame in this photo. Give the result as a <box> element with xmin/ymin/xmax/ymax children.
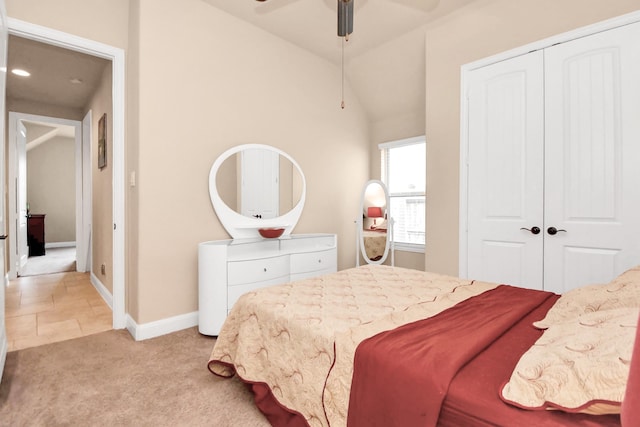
<box><xmin>379</xmin><ymin>136</ymin><xmax>426</xmax><ymax>253</ymax></box>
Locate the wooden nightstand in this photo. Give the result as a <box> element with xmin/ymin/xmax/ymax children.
<box><xmin>27</xmin><ymin>214</ymin><xmax>46</xmax><ymax>257</ymax></box>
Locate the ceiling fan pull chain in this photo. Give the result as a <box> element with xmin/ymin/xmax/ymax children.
<box><xmin>341</xmin><ymin>37</ymin><xmax>346</xmax><ymax>109</ymax></box>
<box><xmin>338</xmin><ymin>0</ymin><xmax>352</xmax><ymax>109</ymax></box>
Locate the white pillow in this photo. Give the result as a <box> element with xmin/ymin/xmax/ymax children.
<box><xmin>534</xmin><ymin>265</ymin><xmax>640</xmax><ymax>329</ymax></box>
<box><xmin>502</xmin><ymin>307</ymin><xmax>638</xmax><ymax>414</ymax></box>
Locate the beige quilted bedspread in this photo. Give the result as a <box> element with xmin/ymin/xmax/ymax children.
<box><xmin>362</xmin><ymin>230</ymin><xmax>386</xmax><ymax>260</ymax></box>
<box><xmin>208</xmin><ymin>265</ymin><xmax>498</xmax><ymax>427</ymax></box>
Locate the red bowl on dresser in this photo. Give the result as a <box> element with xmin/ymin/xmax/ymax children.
<box><xmin>258</xmin><ymin>227</ymin><xmax>285</xmax><ymax>239</ymax></box>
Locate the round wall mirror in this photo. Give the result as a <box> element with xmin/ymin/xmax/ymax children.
<box><xmin>209</xmin><ymin>144</ymin><xmax>306</xmax><ymax>239</ymax></box>
<box><xmin>357</xmin><ymin>180</ymin><xmax>393</xmax><ymax>265</ymax></box>
<box><xmin>215</xmin><ymin>153</ymin><xmax>304</xmax><ymax>217</ymax></box>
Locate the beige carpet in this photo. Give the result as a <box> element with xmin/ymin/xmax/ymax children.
<box><xmin>20</xmin><ymin>247</ymin><xmax>76</xmax><ymax>277</ymax></box>
<box><xmin>0</xmin><ymin>327</ymin><xmax>270</xmax><ymax>426</ymax></box>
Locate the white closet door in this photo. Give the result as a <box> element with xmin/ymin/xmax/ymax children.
<box><xmin>466</xmin><ymin>51</ymin><xmax>545</xmax><ymax>290</ymax></box>
<box><xmin>240</xmin><ymin>148</ymin><xmax>279</xmax><ymax>219</ymax></box>
<box><xmin>544</xmin><ymin>22</ymin><xmax>640</xmax><ymax>294</ymax></box>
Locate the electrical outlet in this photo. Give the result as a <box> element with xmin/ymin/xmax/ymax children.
<box><xmin>101</xmin><ymin>263</ymin><xmax>106</xmax><ymax>275</ymax></box>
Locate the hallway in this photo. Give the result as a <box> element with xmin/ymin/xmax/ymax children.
<box><xmin>19</xmin><ymin>246</ymin><xmax>76</xmax><ymax>277</ymax></box>
<box><xmin>5</xmin><ymin>271</ymin><xmax>112</xmax><ymax>352</ymax></box>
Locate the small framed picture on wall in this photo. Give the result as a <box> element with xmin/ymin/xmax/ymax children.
<box><xmin>98</xmin><ymin>113</ymin><xmax>107</xmax><ymax>169</ymax></box>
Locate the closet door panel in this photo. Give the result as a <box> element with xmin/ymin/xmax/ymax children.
<box><xmin>240</xmin><ymin>148</ymin><xmax>279</xmax><ymax>219</ymax></box>
<box><xmin>544</xmin><ymin>22</ymin><xmax>640</xmax><ymax>294</ymax></box>
<box><xmin>466</xmin><ymin>51</ymin><xmax>544</xmax><ymax>289</ymax></box>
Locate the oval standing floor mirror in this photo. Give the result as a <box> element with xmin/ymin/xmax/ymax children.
<box><xmin>356</xmin><ymin>180</ymin><xmax>394</xmax><ymax>266</ymax></box>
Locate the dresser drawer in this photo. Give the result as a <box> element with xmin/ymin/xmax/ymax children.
<box><xmin>198</xmin><ymin>233</ymin><xmax>337</xmax><ymax>336</ymax></box>
<box><xmin>290</xmin><ymin>249</ymin><xmax>336</xmax><ymax>275</ymax></box>
<box><xmin>228</xmin><ymin>255</ymin><xmax>290</xmax><ymax>286</ymax></box>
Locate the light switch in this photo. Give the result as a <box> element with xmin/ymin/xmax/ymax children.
<box><xmin>129</xmin><ymin>171</ymin><xmax>136</xmax><ymax>187</ymax></box>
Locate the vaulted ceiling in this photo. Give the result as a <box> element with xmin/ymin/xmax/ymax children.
<box><xmin>202</xmin><ymin>0</ymin><xmax>477</xmax><ymax>121</ymax></box>
<box><xmin>202</xmin><ymin>0</ymin><xmax>461</xmax><ymax>63</ymax></box>
<box><xmin>6</xmin><ymin>0</ymin><xmax>476</xmax><ymax>128</ymax></box>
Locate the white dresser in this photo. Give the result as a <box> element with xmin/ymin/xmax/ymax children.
<box><xmin>198</xmin><ymin>233</ymin><xmax>337</xmax><ymax>335</ymax></box>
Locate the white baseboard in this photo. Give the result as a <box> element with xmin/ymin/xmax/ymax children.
<box><xmin>45</xmin><ymin>241</ymin><xmax>75</xmax><ymax>249</ymax></box>
<box><xmin>88</xmin><ymin>272</ymin><xmax>197</xmax><ymax>342</ymax></box>
<box><xmin>125</xmin><ymin>311</ymin><xmax>199</xmax><ymax>341</ymax></box>
<box><xmin>90</xmin><ymin>272</ymin><xmax>113</xmax><ymax>309</ymax></box>
<box><xmin>0</xmin><ymin>331</ymin><xmax>7</xmax><ymax>383</ymax></box>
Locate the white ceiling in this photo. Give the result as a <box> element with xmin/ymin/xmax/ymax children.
<box><xmin>7</xmin><ymin>35</ymin><xmax>109</xmax><ymax>147</ymax></box>
<box><xmin>203</xmin><ymin>0</ymin><xmax>476</xmax><ymax>121</ymax></box>
<box><xmin>23</xmin><ymin>120</ymin><xmax>76</xmax><ymax>152</ymax></box>
<box><xmin>202</xmin><ymin>0</ymin><xmax>458</xmax><ymax>64</ymax></box>
<box><xmin>7</xmin><ymin>34</ymin><xmax>110</xmax><ymax>110</ymax></box>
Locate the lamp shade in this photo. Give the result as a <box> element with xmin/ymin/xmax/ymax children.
<box><xmin>367</xmin><ymin>207</ymin><xmax>383</xmax><ymax>218</ymax></box>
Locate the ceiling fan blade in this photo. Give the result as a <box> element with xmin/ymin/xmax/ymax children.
<box><xmin>388</xmin><ymin>0</ymin><xmax>440</xmax><ymax>12</ymax></box>
<box><xmin>254</xmin><ymin>0</ymin><xmax>302</xmax><ymax>14</ymax></box>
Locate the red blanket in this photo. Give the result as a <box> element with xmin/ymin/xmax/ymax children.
<box><xmin>439</xmin><ymin>293</ymin><xmax>620</xmax><ymax>427</ymax></box>
<box><xmin>346</xmin><ymin>285</ymin><xmax>554</xmax><ymax>427</ymax></box>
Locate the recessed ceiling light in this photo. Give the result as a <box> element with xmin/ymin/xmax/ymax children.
<box><xmin>69</xmin><ymin>77</ymin><xmax>83</xmax><ymax>84</ymax></box>
<box><xmin>11</xmin><ymin>68</ymin><xmax>31</xmax><ymax>77</ymax></box>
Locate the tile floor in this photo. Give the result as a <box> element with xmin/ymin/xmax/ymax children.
<box><xmin>5</xmin><ymin>271</ymin><xmax>113</xmax><ymax>352</ymax></box>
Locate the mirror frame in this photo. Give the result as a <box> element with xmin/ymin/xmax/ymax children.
<box><xmin>357</xmin><ymin>179</ymin><xmax>394</xmax><ymax>265</ymax></box>
<box><xmin>209</xmin><ymin>143</ymin><xmax>306</xmax><ymax>239</ymax></box>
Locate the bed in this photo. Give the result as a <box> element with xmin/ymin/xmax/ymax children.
<box><xmin>208</xmin><ymin>264</ymin><xmax>640</xmax><ymax>426</ymax></box>
<box><xmin>362</xmin><ymin>229</ymin><xmax>387</xmax><ymax>261</ymax></box>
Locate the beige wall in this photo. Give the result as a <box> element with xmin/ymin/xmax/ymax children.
<box><xmin>26</xmin><ymin>135</ymin><xmax>75</xmax><ymax>243</ymax></box>
<box><xmin>86</xmin><ymin>65</ymin><xmax>113</xmax><ymax>292</ymax></box>
<box><xmin>352</xmin><ymin>28</ymin><xmax>427</xmax><ymax>271</ymax></box>
<box><xmin>6</xmin><ymin>0</ymin><xmax>129</xmax><ymax>50</ymax></box>
<box><xmin>424</xmin><ymin>0</ymin><xmax>640</xmax><ymax>277</ymax></box>
<box><xmin>131</xmin><ymin>0</ymin><xmax>369</xmax><ymax>323</ymax></box>
<box><xmin>126</xmin><ymin>0</ymin><xmax>141</xmax><ymax>321</ymax></box>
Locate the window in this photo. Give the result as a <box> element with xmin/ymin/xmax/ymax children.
<box><xmin>380</xmin><ymin>136</ymin><xmax>426</xmax><ymax>252</ymax></box>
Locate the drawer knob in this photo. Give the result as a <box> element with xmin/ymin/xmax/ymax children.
<box><xmin>263</xmin><ymin>267</ymin><xmax>267</xmax><ymax>272</ymax></box>
<box><xmin>318</xmin><ymin>259</ymin><xmax>322</xmax><ymax>263</ymax></box>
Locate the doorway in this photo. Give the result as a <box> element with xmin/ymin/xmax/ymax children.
<box><xmin>4</xmin><ymin>111</ymin><xmax>113</xmax><ymax>351</ymax></box>
<box><xmin>6</xmin><ymin>19</ymin><xmax>126</xmax><ymax>329</ymax></box>
<box><xmin>8</xmin><ymin>113</ymin><xmax>86</xmax><ymax>279</ymax></box>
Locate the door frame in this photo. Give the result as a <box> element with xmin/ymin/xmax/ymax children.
<box><xmin>458</xmin><ymin>10</ymin><xmax>640</xmax><ymax>279</ymax></box>
<box><xmin>8</xmin><ymin>112</ymin><xmax>83</xmax><ymax>278</ymax></box>
<box><xmin>13</xmin><ymin>119</ymin><xmax>27</xmax><ymax>272</ymax></box>
<box><xmin>81</xmin><ymin>110</ymin><xmax>93</xmax><ymax>273</ymax></box>
<box><xmin>0</xmin><ymin>0</ymin><xmax>8</xmax><ymax>385</ymax></box>
<box><xmin>7</xmin><ymin>18</ymin><xmax>126</xmax><ymax>329</ymax></box>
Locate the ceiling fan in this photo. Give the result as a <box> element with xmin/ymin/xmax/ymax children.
<box><xmin>254</xmin><ymin>0</ymin><xmax>440</xmax><ymax>39</ymax></box>
<box><xmin>253</xmin><ymin>0</ymin><xmax>439</xmax><ymax>108</ymax></box>
<box><xmin>256</xmin><ymin>0</ymin><xmax>355</xmax><ymax>39</ymax></box>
